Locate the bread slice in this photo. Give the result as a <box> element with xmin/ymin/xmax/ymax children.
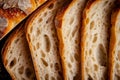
<box><xmin>0</xmin><ymin>0</ymin><xmax>47</xmax><ymax>40</ymax></box>
<box><xmin>25</xmin><ymin>0</ymin><xmax>66</xmax><ymax>80</ymax></box>
<box><xmin>109</xmin><ymin>8</ymin><xmax>120</xmax><ymax>80</ymax></box>
<box><xmin>81</xmin><ymin>0</ymin><xmax>116</xmax><ymax>80</ymax></box>
<box><xmin>2</xmin><ymin>23</ymin><xmax>36</xmax><ymax>80</ymax></box>
<box><xmin>55</xmin><ymin>0</ymin><xmax>87</xmax><ymax>80</ymax></box>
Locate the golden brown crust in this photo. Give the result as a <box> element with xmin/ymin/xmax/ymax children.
<box><xmin>55</xmin><ymin>0</ymin><xmax>72</xmax><ymax>28</ymax></box>
<box><xmin>81</xmin><ymin>0</ymin><xmax>101</xmax><ymax>80</ymax></box>
<box><xmin>0</xmin><ymin>8</ymin><xmax>26</xmax><ymax>39</ymax></box>
<box><xmin>0</xmin><ymin>0</ymin><xmax>47</xmax><ymax>40</ymax></box>
<box><xmin>108</xmin><ymin>8</ymin><xmax>120</xmax><ymax>80</ymax></box>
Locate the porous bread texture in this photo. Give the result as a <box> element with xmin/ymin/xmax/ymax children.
<box><xmin>2</xmin><ymin>27</ymin><xmax>36</xmax><ymax>80</ymax></box>
<box><xmin>55</xmin><ymin>0</ymin><xmax>87</xmax><ymax>80</ymax></box>
<box><xmin>109</xmin><ymin>9</ymin><xmax>120</xmax><ymax>80</ymax></box>
<box><xmin>26</xmin><ymin>0</ymin><xmax>65</xmax><ymax>80</ymax></box>
<box><xmin>81</xmin><ymin>0</ymin><xmax>116</xmax><ymax>80</ymax></box>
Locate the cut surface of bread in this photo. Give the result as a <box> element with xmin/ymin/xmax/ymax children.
<box><xmin>109</xmin><ymin>8</ymin><xmax>120</xmax><ymax>80</ymax></box>
<box><xmin>2</xmin><ymin>23</ymin><xmax>36</xmax><ymax>80</ymax></box>
<box><xmin>0</xmin><ymin>0</ymin><xmax>47</xmax><ymax>39</ymax></box>
<box><xmin>55</xmin><ymin>0</ymin><xmax>87</xmax><ymax>80</ymax></box>
<box><xmin>25</xmin><ymin>0</ymin><xmax>66</xmax><ymax>80</ymax></box>
<box><xmin>81</xmin><ymin>0</ymin><xmax>116</xmax><ymax>80</ymax></box>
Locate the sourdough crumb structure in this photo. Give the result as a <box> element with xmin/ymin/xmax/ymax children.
<box><xmin>26</xmin><ymin>0</ymin><xmax>66</xmax><ymax>80</ymax></box>
<box><xmin>81</xmin><ymin>0</ymin><xmax>116</xmax><ymax>80</ymax></box>
<box><xmin>55</xmin><ymin>0</ymin><xmax>87</xmax><ymax>80</ymax></box>
<box><xmin>109</xmin><ymin>9</ymin><xmax>120</xmax><ymax>80</ymax></box>
<box><xmin>2</xmin><ymin>26</ymin><xmax>36</xmax><ymax>80</ymax></box>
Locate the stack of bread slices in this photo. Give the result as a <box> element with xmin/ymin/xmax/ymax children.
<box><xmin>1</xmin><ymin>0</ymin><xmax>120</xmax><ymax>80</ymax></box>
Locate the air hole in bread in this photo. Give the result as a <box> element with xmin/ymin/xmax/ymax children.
<box><xmin>115</xmin><ymin>74</ymin><xmax>120</xmax><ymax>80</ymax></box>
<box><xmin>90</xmin><ymin>21</ymin><xmax>94</xmax><ymax>30</ymax></box>
<box><xmin>55</xmin><ymin>63</ymin><xmax>59</xmax><ymax>70</ymax></box>
<box><xmin>39</xmin><ymin>18</ymin><xmax>43</xmax><ymax>22</ymax></box>
<box><xmin>41</xmin><ymin>58</ymin><xmax>48</xmax><ymax>67</ymax></box>
<box><xmin>50</xmin><ymin>63</ymin><xmax>53</xmax><ymax>68</ymax></box>
<box><xmin>36</xmin><ymin>42</ymin><xmax>40</xmax><ymax>49</ymax></box>
<box><xmin>94</xmin><ymin>64</ymin><xmax>98</xmax><ymax>71</ymax></box>
<box><xmin>44</xmin><ymin>12</ymin><xmax>47</xmax><ymax>17</ymax></box>
<box><xmin>22</xmin><ymin>78</ymin><xmax>25</xmax><ymax>80</ymax></box>
<box><xmin>115</xmin><ymin>63</ymin><xmax>120</xmax><ymax>75</ymax></box>
<box><xmin>97</xmin><ymin>44</ymin><xmax>107</xmax><ymax>66</ymax></box>
<box><xmin>15</xmin><ymin>38</ymin><xmax>19</xmax><ymax>44</ymax></box>
<box><xmin>44</xmin><ymin>34</ymin><xmax>51</xmax><ymax>52</ymax></box>
<box><xmin>74</xmin><ymin>53</ymin><xmax>79</xmax><ymax>61</ymax></box>
<box><xmin>33</xmin><ymin>46</ymin><xmax>36</xmax><ymax>51</ymax></box>
<box><xmin>86</xmin><ymin>18</ymin><xmax>89</xmax><ymax>24</ymax></box>
<box><xmin>117</xmin><ymin>51</ymin><xmax>120</xmax><ymax>61</ymax></box>
<box><xmin>88</xmin><ymin>74</ymin><xmax>93</xmax><ymax>80</ymax></box>
<box><xmin>93</xmin><ymin>34</ymin><xmax>97</xmax><ymax>43</ymax></box>
<box><xmin>91</xmin><ymin>13</ymin><xmax>95</xmax><ymax>17</ymax></box>
<box><xmin>72</xmin><ymin>27</ymin><xmax>77</xmax><ymax>37</ymax></box>
<box><xmin>10</xmin><ymin>51</ymin><xmax>12</xmax><ymax>54</ymax></box>
<box><xmin>9</xmin><ymin>57</ymin><xmax>16</xmax><ymax>68</ymax></box>
<box><xmin>70</xmin><ymin>55</ymin><xmax>74</xmax><ymax>63</ymax></box>
<box><xmin>45</xmin><ymin>74</ymin><xmax>49</xmax><ymax>80</ymax></box>
<box><xmin>25</xmin><ymin>67</ymin><xmax>32</xmax><ymax>78</ymax></box>
<box><xmin>73</xmin><ymin>74</ymin><xmax>79</xmax><ymax>80</ymax></box>
<box><xmin>41</xmin><ymin>50</ymin><xmax>46</xmax><ymax>58</ymax></box>
<box><xmin>58</xmin><ymin>71</ymin><xmax>62</xmax><ymax>79</ymax></box>
<box><xmin>36</xmin><ymin>29</ymin><xmax>41</xmax><ymax>36</ymax></box>
<box><xmin>51</xmin><ymin>76</ymin><xmax>55</xmax><ymax>80</ymax></box>
<box><xmin>86</xmin><ymin>67</ymin><xmax>89</xmax><ymax>73</ymax></box>
<box><xmin>70</xmin><ymin>70</ymin><xmax>73</xmax><ymax>74</ymax></box>
<box><xmin>48</xmin><ymin>3</ymin><xmax>54</xmax><ymax>9</ymax></box>
<box><xmin>104</xmin><ymin>1</ymin><xmax>109</xmax><ymax>5</ymax></box>
<box><xmin>19</xmin><ymin>53</ymin><xmax>22</xmax><ymax>56</ymax></box>
<box><xmin>67</xmin><ymin>62</ymin><xmax>72</xmax><ymax>68</ymax></box>
<box><xmin>69</xmin><ymin>17</ymin><xmax>74</xmax><ymax>25</ymax></box>
<box><xmin>89</xmin><ymin>49</ymin><xmax>92</xmax><ymax>55</ymax></box>
<box><xmin>18</xmin><ymin>66</ymin><xmax>24</xmax><ymax>74</ymax></box>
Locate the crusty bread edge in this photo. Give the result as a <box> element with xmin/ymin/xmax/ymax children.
<box><xmin>1</xmin><ymin>23</ymin><xmax>25</xmax><ymax>80</ymax></box>
<box><xmin>81</xmin><ymin>0</ymin><xmax>101</xmax><ymax>80</ymax></box>
<box><xmin>108</xmin><ymin>8</ymin><xmax>120</xmax><ymax>80</ymax></box>
<box><xmin>25</xmin><ymin>0</ymin><xmax>56</xmax><ymax>80</ymax></box>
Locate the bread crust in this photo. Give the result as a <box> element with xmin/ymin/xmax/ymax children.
<box><xmin>81</xmin><ymin>0</ymin><xmax>116</xmax><ymax>80</ymax></box>
<box><xmin>55</xmin><ymin>0</ymin><xmax>87</xmax><ymax>79</ymax></box>
<box><xmin>2</xmin><ymin>22</ymin><xmax>36</xmax><ymax>80</ymax></box>
<box><xmin>0</xmin><ymin>0</ymin><xmax>47</xmax><ymax>40</ymax></box>
<box><xmin>55</xmin><ymin>1</ymin><xmax>72</xmax><ymax>80</ymax></box>
<box><xmin>25</xmin><ymin>1</ymin><xmax>64</xmax><ymax>80</ymax></box>
<box><xmin>81</xmin><ymin>1</ymin><xmax>100</xmax><ymax>80</ymax></box>
<box><xmin>0</xmin><ymin>8</ymin><xmax>26</xmax><ymax>39</ymax></box>
<box><xmin>109</xmin><ymin>8</ymin><xmax>120</xmax><ymax>80</ymax></box>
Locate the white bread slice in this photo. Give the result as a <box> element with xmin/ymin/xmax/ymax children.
<box><xmin>2</xmin><ymin>23</ymin><xmax>36</xmax><ymax>80</ymax></box>
<box><xmin>25</xmin><ymin>0</ymin><xmax>66</xmax><ymax>80</ymax></box>
<box><xmin>109</xmin><ymin>8</ymin><xmax>120</xmax><ymax>80</ymax></box>
<box><xmin>55</xmin><ymin>0</ymin><xmax>87</xmax><ymax>80</ymax></box>
<box><xmin>81</xmin><ymin>0</ymin><xmax>116</xmax><ymax>80</ymax></box>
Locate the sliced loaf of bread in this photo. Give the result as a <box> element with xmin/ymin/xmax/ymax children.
<box><xmin>25</xmin><ymin>0</ymin><xmax>66</xmax><ymax>80</ymax></box>
<box><xmin>109</xmin><ymin>8</ymin><xmax>120</xmax><ymax>80</ymax></box>
<box><xmin>2</xmin><ymin>23</ymin><xmax>36</xmax><ymax>80</ymax></box>
<box><xmin>81</xmin><ymin>0</ymin><xmax>116</xmax><ymax>80</ymax></box>
<box><xmin>55</xmin><ymin>0</ymin><xmax>87</xmax><ymax>80</ymax></box>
